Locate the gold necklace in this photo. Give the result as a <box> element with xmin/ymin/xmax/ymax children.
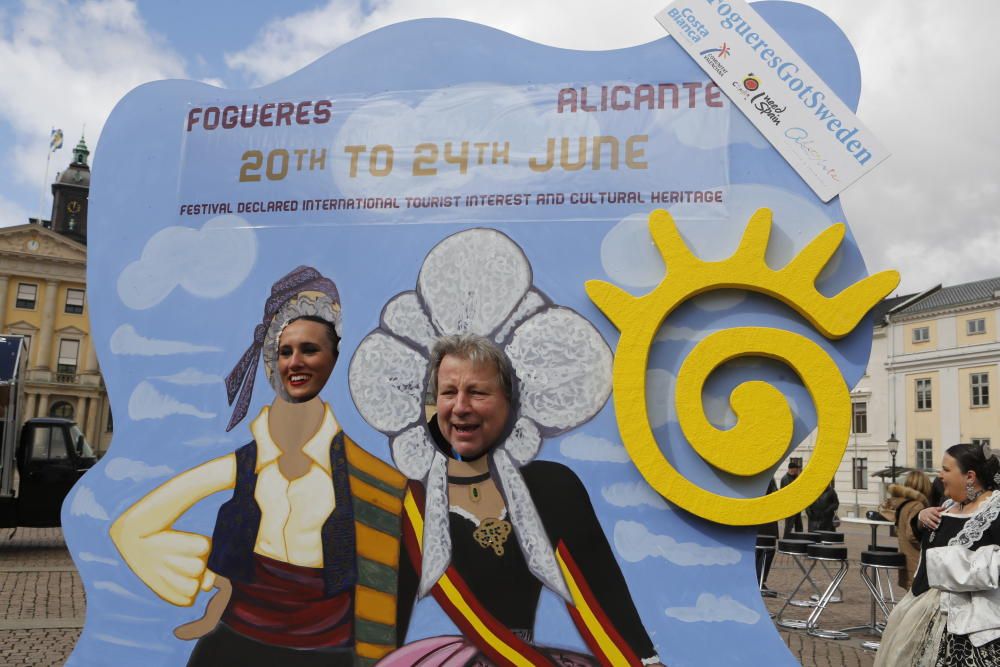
<box><xmin>473</xmin><ymin>517</ymin><xmax>513</xmax><ymax>556</ymax></box>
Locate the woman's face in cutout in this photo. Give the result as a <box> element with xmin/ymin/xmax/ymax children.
<box><xmin>277</xmin><ymin>319</ymin><xmax>337</xmax><ymax>402</ymax></box>
<box><xmin>435</xmin><ymin>354</ymin><xmax>511</xmax><ymax>459</ymax></box>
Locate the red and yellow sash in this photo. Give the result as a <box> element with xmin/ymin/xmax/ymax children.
<box><xmin>402</xmin><ymin>484</ymin><xmax>643</xmax><ymax>667</ymax></box>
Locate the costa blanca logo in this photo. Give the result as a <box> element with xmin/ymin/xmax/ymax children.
<box><xmin>699</xmin><ymin>43</ymin><xmax>731</xmax><ymax>77</ymax></box>
<box><xmin>742</xmin><ymin>75</ymin><xmax>760</xmax><ymax>91</ymax></box>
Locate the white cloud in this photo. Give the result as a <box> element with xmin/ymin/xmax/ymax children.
<box><xmin>613</xmin><ymin>520</ymin><xmax>741</xmax><ymax>566</ymax></box>
<box><xmin>78</xmin><ymin>552</ymin><xmax>120</xmax><ymax>567</ymax></box>
<box><xmin>103</xmin><ymin>457</ymin><xmax>173</xmax><ymax>482</ymax></box>
<box><xmin>601</xmin><ymin>481</ymin><xmax>670</xmax><ymax>510</ymax></box>
<box><xmin>331</xmin><ymin>84</ymin><xmax>600</xmax><ymax>198</ymax></box>
<box><xmin>94</xmin><ymin>633</ymin><xmax>170</xmax><ymax>652</ymax></box>
<box><xmin>558</xmin><ymin>433</ymin><xmax>630</xmax><ymax>463</ymax></box>
<box><xmin>665</xmin><ymin>593</ymin><xmax>760</xmax><ymax>625</ymax></box>
<box><xmin>109</xmin><ymin>324</ymin><xmax>221</xmax><ymax>356</ymax></box>
<box><xmin>68</xmin><ymin>486</ymin><xmax>109</xmax><ymax>521</ymax></box>
<box><xmin>93</xmin><ymin>580</ymin><xmax>151</xmax><ymax>604</ymax></box>
<box><xmin>0</xmin><ymin>0</ymin><xmax>186</xmax><ymax>205</ymax></box>
<box><xmin>184</xmin><ymin>435</ymin><xmax>235</xmax><ymax>447</ymax></box>
<box><xmin>646</xmin><ymin>368</ymin><xmax>674</xmax><ymax>429</ymax></box>
<box><xmin>655</xmin><ymin>324</ymin><xmax>700</xmax><ymax>343</ymax></box>
<box><xmin>152</xmin><ymin>367</ymin><xmax>221</xmax><ymax>385</ymax></box>
<box><xmin>600</xmin><ymin>213</ymin><xmax>666</xmax><ymax>289</ymax></box>
<box><xmin>117</xmin><ymin>214</ymin><xmax>257</xmax><ymax>310</ymax></box>
<box><xmin>691</xmin><ymin>290</ymin><xmax>747</xmax><ymax>312</ymax></box>
<box><xmin>128</xmin><ymin>381</ymin><xmax>215</xmax><ymax>421</ymax></box>
<box><xmin>0</xmin><ymin>193</ymin><xmax>30</xmax><ymax>228</ymax></box>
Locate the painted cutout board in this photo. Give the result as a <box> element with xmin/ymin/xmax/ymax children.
<box><xmin>68</xmin><ymin>3</ymin><xmax>897</xmax><ymax>666</ymax></box>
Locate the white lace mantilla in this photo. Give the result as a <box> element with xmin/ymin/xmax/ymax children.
<box><xmin>348</xmin><ymin>227</ymin><xmax>611</xmax><ymax>604</ymax></box>
<box><xmin>949</xmin><ymin>492</ymin><xmax>1000</xmax><ymax>548</ymax></box>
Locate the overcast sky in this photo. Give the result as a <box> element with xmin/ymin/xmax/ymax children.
<box><xmin>0</xmin><ymin>0</ymin><xmax>995</xmax><ymax>295</ymax></box>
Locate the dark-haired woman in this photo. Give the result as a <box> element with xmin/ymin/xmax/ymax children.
<box><xmin>875</xmin><ymin>443</ymin><xmax>1000</xmax><ymax>666</ymax></box>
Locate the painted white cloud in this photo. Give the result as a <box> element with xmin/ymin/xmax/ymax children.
<box><xmin>0</xmin><ymin>0</ymin><xmax>187</xmax><ymax>215</ymax></box>
<box><xmin>558</xmin><ymin>433</ymin><xmax>629</xmax><ymax>463</ymax></box>
<box><xmin>78</xmin><ymin>552</ymin><xmax>120</xmax><ymax>567</ymax></box>
<box><xmin>600</xmin><ymin>213</ymin><xmax>665</xmax><ymax>289</ymax></box>
<box><xmin>128</xmin><ymin>381</ymin><xmax>215</xmax><ymax>421</ymax></box>
<box><xmin>331</xmin><ymin>84</ymin><xmax>600</xmax><ymax>198</ymax></box>
<box><xmin>94</xmin><ymin>633</ymin><xmax>170</xmax><ymax>652</ymax></box>
<box><xmin>691</xmin><ymin>290</ymin><xmax>747</xmax><ymax>312</ymax></box>
<box><xmin>104</xmin><ymin>457</ymin><xmax>173</xmax><ymax>482</ymax></box>
<box><xmin>93</xmin><ymin>581</ymin><xmax>156</xmax><ymax>607</ymax></box>
<box><xmin>614</xmin><ymin>520</ymin><xmax>741</xmax><ymax>566</ymax></box>
<box><xmin>68</xmin><ymin>486</ymin><xmax>109</xmax><ymax>521</ymax></box>
<box><xmin>646</xmin><ymin>368</ymin><xmax>674</xmax><ymax>429</ymax></box>
<box><xmin>665</xmin><ymin>593</ymin><xmax>760</xmax><ymax>625</ymax></box>
<box><xmin>655</xmin><ymin>324</ymin><xmax>701</xmax><ymax>343</ymax></box>
<box><xmin>601</xmin><ymin>481</ymin><xmax>670</xmax><ymax>510</ymax></box>
<box><xmin>184</xmin><ymin>435</ymin><xmax>235</xmax><ymax>447</ymax></box>
<box><xmin>110</xmin><ymin>324</ymin><xmax>221</xmax><ymax>356</ymax></box>
<box><xmin>152</xmin><ymin>367</ymin><xmax>222</xmax><ymax>385</ymax></box>
<box><xmin>671</xmin><ymin>104</ymin><xmax>731</xmax><ymax>150</ymax></box>
<box><xmin>117</xmin><ymin>215</ymin><xmax>257</xmax><ymax>309</ymax></box>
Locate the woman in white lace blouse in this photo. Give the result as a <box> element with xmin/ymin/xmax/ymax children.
<box><xmin>875</xmin><ymin>442</ymin><xmax>1000</xmax><ymax>667</ymax></box>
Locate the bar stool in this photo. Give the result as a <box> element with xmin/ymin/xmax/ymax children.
<box><xmin>775</xmin><ymin>539</ymin><xmax>821</xmax><ymax>629</ymax></box>
<box><xmin>803</xmin><ymin>542</ymin><xmax>850</xmax><ymax>640</ymax></box>
<box><xmin>811</xmin><ymin>531</ymin><xmax>845</xmax><ymax>603</ymax></box>
<box><xmin>785</xmin><ymin>532</ymin><xmax>826</xmax><ymax>607</ymax></box>
<box><xmin>842</xmin><ymin>550</ymin><xmax>906</xmax><ymax>638</ymax></box>
<box><xmin>755</xmin><ymin>535</ymin><xmax>777</xmax><ymax>597</ymax></box>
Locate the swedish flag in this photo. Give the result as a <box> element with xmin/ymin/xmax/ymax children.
<box><xmin>50</xmin><ymin>128</ymin><xmax>63</xmax><ymax>152</ymax></box>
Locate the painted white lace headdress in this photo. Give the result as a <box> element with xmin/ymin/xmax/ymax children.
<box><xmin>348</xmin><ymin>228</ymin><xmax>612</xmax><ymax>600</ymax></box>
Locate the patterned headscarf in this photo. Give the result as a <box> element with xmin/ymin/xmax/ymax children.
<box><xmin>224</xmin><ymin>266</ymin><xmax>340</xmax><ymax>431</ymax></box>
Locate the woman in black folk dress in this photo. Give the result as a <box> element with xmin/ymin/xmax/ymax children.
<box><xmin>875</xmin><ymin>443</ymin><xmax>1000</xmax><ymax>667</ymax></box>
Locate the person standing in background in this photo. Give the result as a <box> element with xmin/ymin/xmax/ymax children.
<box><xmin>781</xmin><ymin>459</ymin><xmax>804</xmax><ymax>537</ymax></box>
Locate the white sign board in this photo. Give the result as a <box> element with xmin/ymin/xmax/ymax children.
<box><xmin>656</xmin><ymin>0</ymin><xmax>888</xmax><ymax>202</ymax></box>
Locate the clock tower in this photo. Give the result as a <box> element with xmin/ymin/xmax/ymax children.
<box><xmin>50</xmin><ymin>135</ymin><xmax>90</xmax><ymax>245</ymax></box>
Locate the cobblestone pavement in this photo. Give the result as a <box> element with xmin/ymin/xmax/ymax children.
<box><xmin>0</xmin><ymin>523</ymin><xmax>902</xmax><ymax>666</ymax></box>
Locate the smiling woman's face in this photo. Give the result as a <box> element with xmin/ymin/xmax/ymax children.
<box><xmin>277</xmin><ymin>319</ymin><xmax>337</xmax><ymax>402</ymax></box>
<box><xmin>939</xmin><ymin>453</ymin><xmax>972</xmax><ymax>503</ymax></box>
<box><xmin>435</xmin><ymin>354</ymin><xmax>510</xmax><ymax>459</ymax></box>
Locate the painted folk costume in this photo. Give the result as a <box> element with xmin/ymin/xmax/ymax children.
<box><xmin>349</xmin><ymin>229</ymin><xmax>662</xmax><ymax>665</ymax></box>
<box><xmin>110</xmin><ymin>267</ymin><xmax>411</xmax><ymax>667</ymax></box>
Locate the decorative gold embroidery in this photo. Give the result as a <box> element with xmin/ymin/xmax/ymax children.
<box><xmin>473</xmin><ymin>518</ymin><xmax>512</xmax><ymax>556</ymax></box>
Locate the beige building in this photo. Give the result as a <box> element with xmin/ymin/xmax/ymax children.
<box><xmin>0</xmin><ymin>137</ymin><xmax>111</xmax><ymax>452</ymax></box>
<box><xmin>776</xmin><ymin>277</ymin><xmax>1000</xmax><ymax>516</ymax></box>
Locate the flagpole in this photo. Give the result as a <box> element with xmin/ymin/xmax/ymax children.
<box><xmin>38</xmin><ymin>149</ymin><xmax>52</xmax><ymax>224</ymax></box>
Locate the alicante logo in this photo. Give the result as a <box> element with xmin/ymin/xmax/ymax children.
<box><xmin>742</xmin><ymin>74</ymin><xmax>760</xmax><ymax>91</ymax></box>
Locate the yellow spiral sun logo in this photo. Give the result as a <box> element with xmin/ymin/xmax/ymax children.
<box><xmin>586</xmin><ymin>208</ymin><xmax>900</xmax><ymax>525</ymax></box>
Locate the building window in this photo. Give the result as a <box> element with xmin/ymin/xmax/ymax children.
<box><xmin>65</xmin><ymin>288</ymin><xmax>85</xmax><ymax>314</ymax></box>
<box><xmin>49</xmin><ymin>401</ymin><xmax>74</xmax><ymax>419</ymax></box>
<box><xmin>15</xmin><ymin>283</ymin><xmax>37</xmax><ymax>309</ymax></box>
<box><xmin>106</xmin><ymin>407</ymin><xmax>114</xmax><ymax>433</ymax></box>
<box><xmin>972</xmin><ymin>373</ymin><xmax>990</xmax><ymax>407</ymax></box>
<box><xmin>852</xmin><ymin>458</ymin><xmax>868</xmax><ymax>490</ymax></box>
<box><xmin>57</xmin><ymin>339</ymin><xmax>80</xmax><ymax>379</ymax></box>
<box><xmin>912</xmin><ymin>326</ymin><xmax>930</xmax><ymax>343</ymax></box>
<box><xmin>852</xmin><ymin>401</ymin><xmax>868</xmax><ymax>434</ymax></box>
<box><xmin>967</xmin><ymin>318</ymin><xmax>986</xmax><ymax>335</ymax></box>
<box><xmin>916</xmin><ymin>439</ymin><xmax>934</xmax><ymax>470</ymax></box>
<box><xmin>972</xmin><ymin>438</ymin><xmax>991</xmax><ymax>448</ymax></box>
<box><xmin>916</xmin><ymin>378</ymin><xmax>933</xmax><ymax>410</ymax></box>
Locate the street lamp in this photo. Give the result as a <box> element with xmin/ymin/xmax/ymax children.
<box><xmin>887</xmin><ymin>433</ymin><xmax>900</xmax><ymax>486</ymax></box>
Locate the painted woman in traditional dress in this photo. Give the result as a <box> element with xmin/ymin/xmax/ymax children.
<box><xmin>349</xmin><ymin>229</ymin><xmax>665</xmax><ymax>665</ymax></box>
<box><xmin>110</xmin><ymin>267</ymin><xmax>412</xmax><ymax>667</ymax></box>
